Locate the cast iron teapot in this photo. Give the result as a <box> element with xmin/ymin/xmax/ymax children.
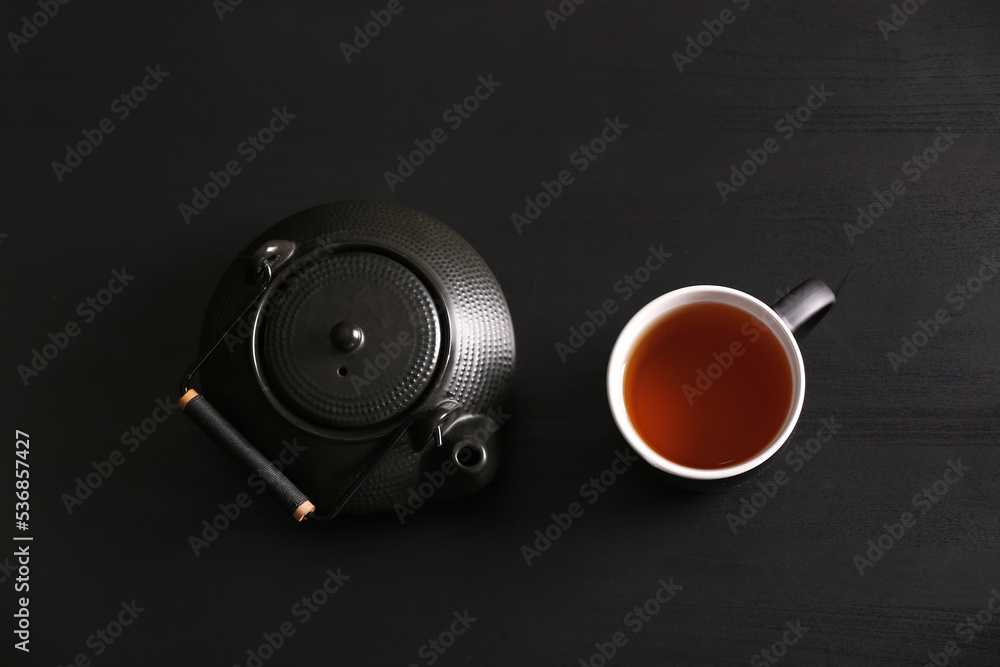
<box><xmin>179</xmin><ymin>201</ymin><xmax>515</xmax><ymax>521</ymax></box>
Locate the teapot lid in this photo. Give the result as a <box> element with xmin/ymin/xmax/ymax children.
<box><xmin>259</xmin><ymin>250</ymin><xmax>442</xmax><ymax>429</ymax></box>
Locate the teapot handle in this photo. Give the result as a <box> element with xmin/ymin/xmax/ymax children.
<box><xmin>179</xmin><ymin>389</ymin><xmax>316</xmax><ymax>521</ymax></box>
<box><xmin>179</xmin><ymin>241</ymin><xmax>425</xmax><ymax>522</ymax></box>
<box><xmin>179</xmin><ymin>250</ymin><xmax>319</xmax><ymax>521</ymax></box>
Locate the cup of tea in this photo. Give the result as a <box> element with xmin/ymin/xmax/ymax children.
<box><xmin>606</xmin><ymin>279</ymin><xmax>835</xmax><ymax>484</ymax></box>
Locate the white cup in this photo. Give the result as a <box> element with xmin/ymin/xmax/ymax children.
<box><xmin>606</xmin><ymin>279</ymin><xmax>834</xmax><ymax>481</ymax></box>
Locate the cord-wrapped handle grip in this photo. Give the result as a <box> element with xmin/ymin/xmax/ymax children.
<box><xmin>179</xmin><ymin>389</ymin><xmax>315</xmax><ymax>522</ymax></box>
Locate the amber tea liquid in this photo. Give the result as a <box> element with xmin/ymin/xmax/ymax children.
<box><xmin>623</xmin><ymin>301</ymin><xmax>793</xmax><ymax>469</ymax></box>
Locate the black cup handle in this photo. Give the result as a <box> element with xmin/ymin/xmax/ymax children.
<box><xmin>772</xmin><ymin>278</ymin><xmax>836</xmax><ymax>336</ymax></box>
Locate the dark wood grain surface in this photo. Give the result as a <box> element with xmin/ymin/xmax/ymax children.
<box><xmin>2</xmin><ymin>1</ymin><xmax>998</xmax><ymax>665</ymax></box>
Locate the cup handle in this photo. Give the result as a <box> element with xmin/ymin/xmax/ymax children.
<box><xmin>772</xmin><ymin>278</ymin><xmax>836</xmax><ymax>336</ymax></box>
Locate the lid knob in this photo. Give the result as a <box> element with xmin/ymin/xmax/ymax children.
<box><xmin>330</xmin><ymin>321</ymin><xmax>364</xmax><ymax>353</ymax></box>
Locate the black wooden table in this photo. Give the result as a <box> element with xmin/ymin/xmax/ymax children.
<box><xmin>3</xmin><ymin>1</ymin><xmax>998</xmax><ymax>665</ymax></box>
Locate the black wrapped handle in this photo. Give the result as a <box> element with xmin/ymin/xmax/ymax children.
<box><xmin>179</xmin><ymin>389</ymin><xmax>315</xmax><ymax>521</ymax></box>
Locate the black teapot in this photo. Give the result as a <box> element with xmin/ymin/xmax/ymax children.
<box><xmin>179</xmin><ymin>201</ymin><xmax>515</xmax><ymax>521</ymax></box>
